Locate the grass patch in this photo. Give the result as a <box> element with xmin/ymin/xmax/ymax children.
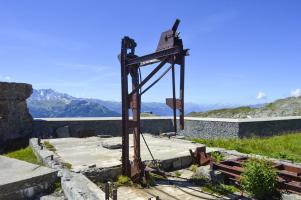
<box><xmin>53</xmin><ymin>180</ymin><xmax>62</xmax><ymax>192</ymax></box>
<box><xmin>116</xmin><ymin>175</ymin><xmax>133</xmax><ymax>186</ymax></box>
<box><xmin>4</xmin><ymin>146</ymin><xmax>40</xmax><ymax>165</ymax></box>
<box><xmin>190</xmin><ymin>164</ymin><xmax>198</xmax><ymax>173</ymax></box>
<box><xmin>43</xmin><ymin>141</ymin><xmax>56</xmax><ymax>152</ymax></box>
<box><xmin>192</xmin><ymin>133</ymin><xmax>301</xmax><ymax>162</ymax></box>
<box><xmin>202</xmin><ymin>183</ymin><xmax>240</xmax><ymax>196</ymax></box>
<box><xmin>210</xmin><ymin>151</ymin><xmax>224</xmax><ymax>163</ymax></box>
<box><xmin>62</xmin><ymin>162</ymin><xmax>72</xmax><ymax>169</ymax></box>
<box><xmin>187</xmin><ymin>106</ymin><xmax>253</xmax><ymax>118</ymax></box>
<box><xmin>174</xmin><ymin>171</ymin><xmax>182</xmax><ymax>177</ymax></box>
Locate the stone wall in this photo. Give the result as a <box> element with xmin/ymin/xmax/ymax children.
<box><xmin>33</xmin><ymin>116</ymin><xmax>301</xmax><ymax>139</ymax></box>
<box><xmin>33</xmin><ymin>117</ymin><xmax>174</xmax><ymax>138</ymax></box>
<box><xmin>0</xmin><ymin>82</ymin><xmax>33</xmax><ymax>153</ymax></box>
<box><xmin>183</xmin><ymin>118</ymin><xmax>239</xmax><ymax>138</ymax></box>
<box><xmin>183</xmin><ymin>116</ymin><xmax>301</xmax><ymax>138</ymax></box>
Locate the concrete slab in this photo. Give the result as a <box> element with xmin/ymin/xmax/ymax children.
<box><xmin>0</xmin><ymin>156</ymin><xmax>58</xmax><ymax>200</ymax></box>
<box><xmin>43</xmin><ymin>134</ymin><xmax>213</xmax><ymax>172</ymax></box>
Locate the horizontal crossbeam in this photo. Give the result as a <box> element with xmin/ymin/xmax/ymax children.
<box><xmin>127</xmin><ymin>47</ymin><xmax>183</xmax><ymax>66</ymax></box>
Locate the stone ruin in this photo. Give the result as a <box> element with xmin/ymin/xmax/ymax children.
<box><xmin>0</xmin><ymin>82</ymin><xmax>33</xmax><ymax>153</ymax></box>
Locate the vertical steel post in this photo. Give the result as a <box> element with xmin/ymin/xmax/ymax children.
<box><xmin>121</xmin><ymin>38</ymin><xmax>130</xmax><ymax>176</ymax></box>
<box><xmin>171</xmin><ymin>57</ymin><xmax>177</xmax><ymax>133</ymax></box>
<box><xmin>179</xmin><ymin>55</ymin><xmax>185</xmax><ymax>130</ymax></box>
<box><xmin>131</xmin><ymin>67</ymin><xmax>142</xmax><ymax>178</ymax></box>
<box><xmin>104</xmin><ymin>182</ymin><xmax>109</xmax><ymax>200</ymax></box>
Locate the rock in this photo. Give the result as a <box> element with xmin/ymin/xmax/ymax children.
<box><xmin>88</xmin><ymin>164</ymin><xmax>96</xmax><ymax>168</ymax></box>
<box><xmin>56</xmin><ymin>126</ymin><xmax>70</xmax><ymax>138</ymax></box>
<box><xmin>193</xmin><ymin>165</ymin><xmax>225</xmax><ymax>183</ymax></box>
<box><xmin>195</xmin><ymin>165</ymin><xmax>211</xmax><ymax>180</ymax></box>
<box><xmin>97</xmin><ymin>135</ymin><xmax>112</xmax><ymax>138</ymax></box>
<box><xmin>210</xmin><ymin>170</ymin><xmax>225</xmax><ymax>183</ymax></box>
<box><xmin>0</xmin><ymin>82</ymin><xmax>33</xmax><ymax>153</ymax></box>
<box><xmin>282</xmin><ymin>193</ymin><xmax>301</xmax><ymax>200</ymax></box>
<box><xmin>101</xmin><ymin>142</ymin><xmax>122</xmax><ymax>149</ymax></box>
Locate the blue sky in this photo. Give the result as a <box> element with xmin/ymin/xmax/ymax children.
<box><xmin>0</xmin><ymin>0</ymin><xmax>300</xmax><ymax>105</ymax></box>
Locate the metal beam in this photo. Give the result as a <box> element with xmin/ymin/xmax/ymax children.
<box><xmin>127</xmin><ymin>47</ymin><xmax>181</xmax><ymax>66</ymax></box>
<box><xmin>129</xmin><ymin>59</ymin><xmax>168</xmax><ymax>97</ymax></box>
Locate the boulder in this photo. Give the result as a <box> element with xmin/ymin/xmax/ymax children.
<box><xmin>101</xmin><ymin>142</ymin><xmax>122</xmax><ymax>149</ymax></box>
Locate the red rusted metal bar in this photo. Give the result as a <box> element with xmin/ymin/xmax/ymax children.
<box><xmin>212</xmin><ymin>157</ymin><xmax>301</xmax><ymax>194</ymax></box>
<box><xmin>179</xmin><ymin>55</ymin><xmax>185</xmax><ymax>130</ymax></box>
<box><xmin>171</xmin><ymin>57</ymin><xmax>177</xmax><ymax>133</ymax></box>
<box><xmin>129</xmin><ymin>59</ymin><xmax>168</xmax><ymax>97</ymax></box>
<box><xmin>130</xmin><ymin>66</ymin><xmax>143</xmax><ymax>181</ymax></box>
<box><xmin>121</xmin><ymin>37</ymin><xmax>130</xmax><ymax>177</ymax></box>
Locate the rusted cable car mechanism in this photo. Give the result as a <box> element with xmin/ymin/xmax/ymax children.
<box><xmin>119</xmin><ymin>19</ymin><xmax>189</xmax><ymax>181</ymax></box>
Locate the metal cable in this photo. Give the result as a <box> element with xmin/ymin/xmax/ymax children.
<box><xmin>141</xmin><ymin>65</ymin><xmax>173</xmax><ymax>95</ymax></box>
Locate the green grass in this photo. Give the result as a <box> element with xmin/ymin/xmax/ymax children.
<box><xmin>116</xmin><ymin>175</ymin><xmax>133</xmax><ymax>186</ymax></box>
<box><xmin>187</xmin><ymin>106</ymin><xmax>253</xmax><ymax>118</ymax></box>
<box><xmin>62</xmin><ymin>162</ymin><xmax>72</xmax><ymax>169</ymax></box>
<box><xmin>174</xmin><ymin>171</ymin><xmax>182</xmax><ymax>177</ymax></box>
<box><xmin>43</xmin><ymin>141</ymin><xmax>56</xmax><ymax>152</ymax></box>
<box><xmin>202</xmin><ymin>183</ymin><xmax>240</xmax><ymax>196</ymax></box>
<box><xmin>192</xmin><ymin>133</ymin><xmax>301</xmax><ymax>162</ymax></box>
<box><xmin>4</xmin><ymin>146</ymin><xmax>40</xmax><ymax>164</ymax></box>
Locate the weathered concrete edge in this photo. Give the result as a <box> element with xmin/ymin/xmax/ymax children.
<box><xmin>0</xmin><ymin>156</ymin><xmax>58</xmax><ymax>200</ymax></box>
<box><xmin>30</xmin><ymin>138</ymin><xmax>109</xmax><ymax>200</ymax></box>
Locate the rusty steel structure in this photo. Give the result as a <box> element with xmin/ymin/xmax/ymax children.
<box><xmin>119</xmin><ymin>19</ymin><xmax>189</xmax><ymax>180</ymax></box>
<box><xmin>212</xmin><ymin>157</ymin><xmax>301</xmax><ymax>194</ymax></box>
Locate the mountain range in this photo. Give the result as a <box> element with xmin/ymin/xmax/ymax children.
<box><xmin>28</xmin><ymin>89</ymin><xmax>231</xmax><ymax>118</ymax></box>
<box><xmin>188</xmin><ymin>96</ymin><xmax>301</xmax><ymax>118</ymax></box>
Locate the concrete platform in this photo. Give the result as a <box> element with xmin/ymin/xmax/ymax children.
<box><xmin>0</xmin><ymin>156</ymin><xmax>58</xmax><ymax>200</ymax></box>
<box><xmin>43</xmin><ymin>134</ymin><xmax>213</xmax><ymax>180</ymax></box>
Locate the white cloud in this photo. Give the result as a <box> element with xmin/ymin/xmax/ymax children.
<box><xmin>256</xmin><ymin>91</ymin><xmax>266</xmax><ymax>100</ymax></box>
<box><xmin>4</xmin><ymin>76</ymin><xmax>11</xmax><ymax>82</ymax></box>
<box><xmin>291</xmin><ymin>88</ymin><xmax>301</xmax><ymax>97</ymax></box>
<box><xmin>0</xmin><ymin>75</ymin><xmax>12</xmax><ymax>82</ymax></box>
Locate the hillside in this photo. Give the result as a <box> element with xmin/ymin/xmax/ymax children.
<box><xmin>187</xmin><ymin>96</ymin><xmax>301</xmax><ymax>118</ymax></box>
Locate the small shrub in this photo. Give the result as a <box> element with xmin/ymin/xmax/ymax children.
<box><xmin>241</xmin><ymin>158</ymin><xmax>280</xmax><ymax>200</ymax></box>
<box><xmin>211</xmin><ymin>151</ymin><xmax>224</xmax><ymax>163</ymax></box>
<box><xmin>43</xmin><ymin>141</ymin><xmax>56</xmax><ymax>152</ymax></box>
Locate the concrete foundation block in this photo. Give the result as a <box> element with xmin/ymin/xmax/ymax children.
<box><xmin>0</xmin><ymin>156</ymin><xmax>58</xmax><ymax>200</ymax></box>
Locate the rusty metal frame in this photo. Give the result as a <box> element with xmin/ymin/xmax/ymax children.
<box><xmin>212</xmin><ymin>157</ymin><xmax>301</xmax><ymax>194</ymax></box>
<box><xmin>120</xmin><ymin>19</ymin><xmax>189</xmax><ymax>181</ymax></box>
